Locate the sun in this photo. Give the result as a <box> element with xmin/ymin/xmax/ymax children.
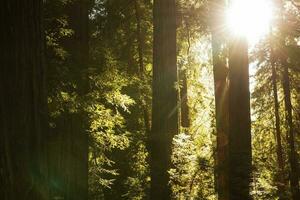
<box><xmin>226</xmin><ymin>0</ymin><xmax>273</xmax><ymax>45</ymax></box>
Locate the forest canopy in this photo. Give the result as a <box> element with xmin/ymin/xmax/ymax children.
<box><xmin>1</xmin><ymin>0</ymin><xmax>300</xmax><ymax>200</ymax></box>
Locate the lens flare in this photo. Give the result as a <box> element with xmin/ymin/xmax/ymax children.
<box><xmin>226</xmin><ymin>0</ymin><xmax>273</xmax><ymax>45</ymax></box>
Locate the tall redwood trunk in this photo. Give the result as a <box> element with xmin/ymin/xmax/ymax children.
<box><xmin>48</xmin><ymin>1</ymin><xmax>89</xmax><ymax>199</ymax></box>
<box><xmin>228</xmin><ymin>36</ymin><xmax>252</xmax><ymax>200</ymax></box>
<box><xmin>210</xmin><ymin>1</ymin><xmax>229</xmax><ymax>199</ymax></box>
<box><xmin>64</xmin><ymin>0</ymin><xmax>89</xmax><ymax>199</ymax></box>
<box><xmin>134</xmin><ymin>0</ymin><xmax>151</xmax><ymax>136</ymax></box>
<box><xmin>281</xmin><ymin>59</ymin><xmax>300</xmax><ymax>200</ymax></box>
<box><xmin>179</xmin><ymin>25</ymin><xmax>190</xmax><ymax>129</ymax></box>
<box><xmin>179</xmin><ymin>68</ymin><xmax>190</xmax><ymax>129</ymax></box>
<box><xmin>270</xmin><ymin>30</ymin><xmax>286</xmax><ymax>199</ymax></box>
<box><xmin>0</xmin><ymin>0</ymin><xmax>48</xmax><ymax>199</ymax></box>
<box><xmin>151</xmin><ymin>0</ymin><xmax>178</xmax><ymax>199</ymax></box>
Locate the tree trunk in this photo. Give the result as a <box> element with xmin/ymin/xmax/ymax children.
<box><xmin>228</xmin><ymin>37</ymin><xmax>252</xmax><ymax>200</ymax></box>
<box><xmin>210</xmin><ymin>1</ymin><xmax>229</xmax><ymax>199</ymax></box>
<box><xmin>48</xmin><ymin>1</ymin><xmax>89</xmax><ymax>199</ymax></box>
<box><xmin>134</xmin><ymin>0</ymin><xmax>151</xmax><ymax>136</ymax></box>
<box><xmin>0</xmin><ymin>0</ymin><xmax>48</xmax><ymax>199</ymax></box>
<box><xmin>64</xmin><ymin>0</ymin><xmax>89</xmax><ymax>198</ymax></box>
<box><xmin>179</xmin><ymin>68</ymin><xmax>190</xmax><ymax>129</ymax></box>
<box><xmin>281</xmin><ymin>59</ymin><xmax>300</xmax><ymax>200</ymax></box>
<box><xmin>179</xmin><ymin>24</ymin><xmax>190</xmax><ymax>131</ymax></box>
<box><xmin>151</xmin><ymin>0</ymin><xmax>178</xmax><ymax>199</ymax></box>
<box><xmin>270</xmin><ymin>31</ymin><xmax>286</xmax><ymax>199</ymax></box>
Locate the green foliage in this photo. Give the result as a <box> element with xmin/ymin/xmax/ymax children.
<box><xmin>87</xmin><ymin>0</ymin><xmax>153</xmax><ymax>198</ymax></box>
<box><xmin>88</xmin><ymin>68</ymin><xmax>135</xmax><ymax>198</ymax></box>
<box><xmin>170</xmin><ymin>133</ymin><xmax>198</xmax><ymax>199</ymax></box>
<box><xmin>123</xmin><ymin>141</ymin><xmax>150</xmax><ymax>200</ymax></box>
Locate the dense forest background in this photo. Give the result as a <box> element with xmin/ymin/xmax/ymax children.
<box><xmin>1</xmin><ymin>0</ymin><xmax>300</xmax><ymax>199</ymax></box>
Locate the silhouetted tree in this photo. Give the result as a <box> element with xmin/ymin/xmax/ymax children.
<box><xmin>0</xmin><ymin>0</ymin><xmax>48</xmax><ymax>199</ymax></box>
<box><xmin>210</xmin><ymin>0</ymin><xmax>229</xmax><ymax>199</ymax></box>
<box><xmin>228</xmin><ymin>36</ymin><xmax>252</xmax><ymax>200</ymax></box>
<box><xmin>48</xmin><ymin>0</ymin><xmax>89</xmax><ymax>199</ymax></box>
<box><xmin>270</xmin><ymin>29</ymin><xmax>286</xmax><ymax>200</ymax></box>
<box><xmin>151</xmin><ymin>0</ymin><xmax>178</xmax><ymax>199</ymax></box>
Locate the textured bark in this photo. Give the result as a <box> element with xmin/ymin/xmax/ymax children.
<box><xmin>66</xmin><ymin>1</ymin><xmax>89</xmax><ymax>199</ymax></box>
<box><xmin>179</xmin><ymin>69</ymin><xmax>190</xmax><ymax>128</ymax></box>
<box><xmin>210</xmin><ymin>1</ymin><xmax>229</xmax><ymax>199</ymax></box>
<box><xmin>134</xmin><ymin>0</ymin><xmax>151</xmax><ymax>136</ymax></box>
<box><xmin>135</xmin><ymin>0</ymin><xmax>145</xmax><ymax>75</ymax></box>
<box><xmin>0</xmin><ymin>0</ymin><xmax>48</xmax><ymax>199</ymax></box>
<box><xmin>228</xmin><ymin>37</ymin><xmax>252</xmax><ymax>200</ymax></box>
<box><xmin>270</xmin><ymin>32</ymin><xmax>286</xmax><ymax>199</ymax></box>
<box><xmin>48</xmin><ymin>1</ymin><xmax>89</xmax><ymax>199</ymax></box>
<box><xmin>151</xmin><ymin>0</ymin><xmax>178</xmax><ymax>199</ymax></box>
<box><xmin>49</xmin><ymin>113</ymin><xmax>88</xmax><ymax>200</ymax></box>
<box><xmin>179</xmin><ymin>24</ymin><xmax>190</xmax><ymax>129</ymax></box>
<box><xmin>281</xmin><ymin>60</ymin><xmax>300</xmax><ymax>200</ymax></box>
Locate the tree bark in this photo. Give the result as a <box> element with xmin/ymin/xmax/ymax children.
<box><xmin>281</xmin><ymin>59</ymin><xmax>300</xmax><ymax>200</ymax></box>
<box><xmin>64</xmin><ymin>0</ymin><xmax>89</xmax><ymax>198</ymax></box>
<box><xmin>134</xmin><ymin>0</ymin><xmax>151</xmax><ymax>136</ymax></box>
<box><xmin>0</xmin><ymin>0</ymin><xmax>48</xmax><ymax>199</ymax></box>
<box><xmin>48</xmin><ymin>1</ymin><xmax>89</xmax><ymax>199</ymax></box>
<box><xmin>228</xmin><ymin>36</ymin><xmax>252</xmax><ymax>200</ymax></box>
<box><xmin>210</xmin><ymin>1</ymin><xmax>229</xmax><ymax>199</ymax></box>
<box><xmin>270</xmin><ymin>30</ymin><xmax>286</xmax><ymax>199</ymax></box>
<box><xmin>151</xmin><ymin>0</ymin><xmax>178</xmax><ymax>199</ymax></box>
<box><xmin>179</xmin><ymin>23</ymin><xmax>190</xmax><ymax>130</ymax></box>
<box><xmin>179</xmin><ymin>68</ymin><xmax>190</xmax><ymax>129</ymax></box>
